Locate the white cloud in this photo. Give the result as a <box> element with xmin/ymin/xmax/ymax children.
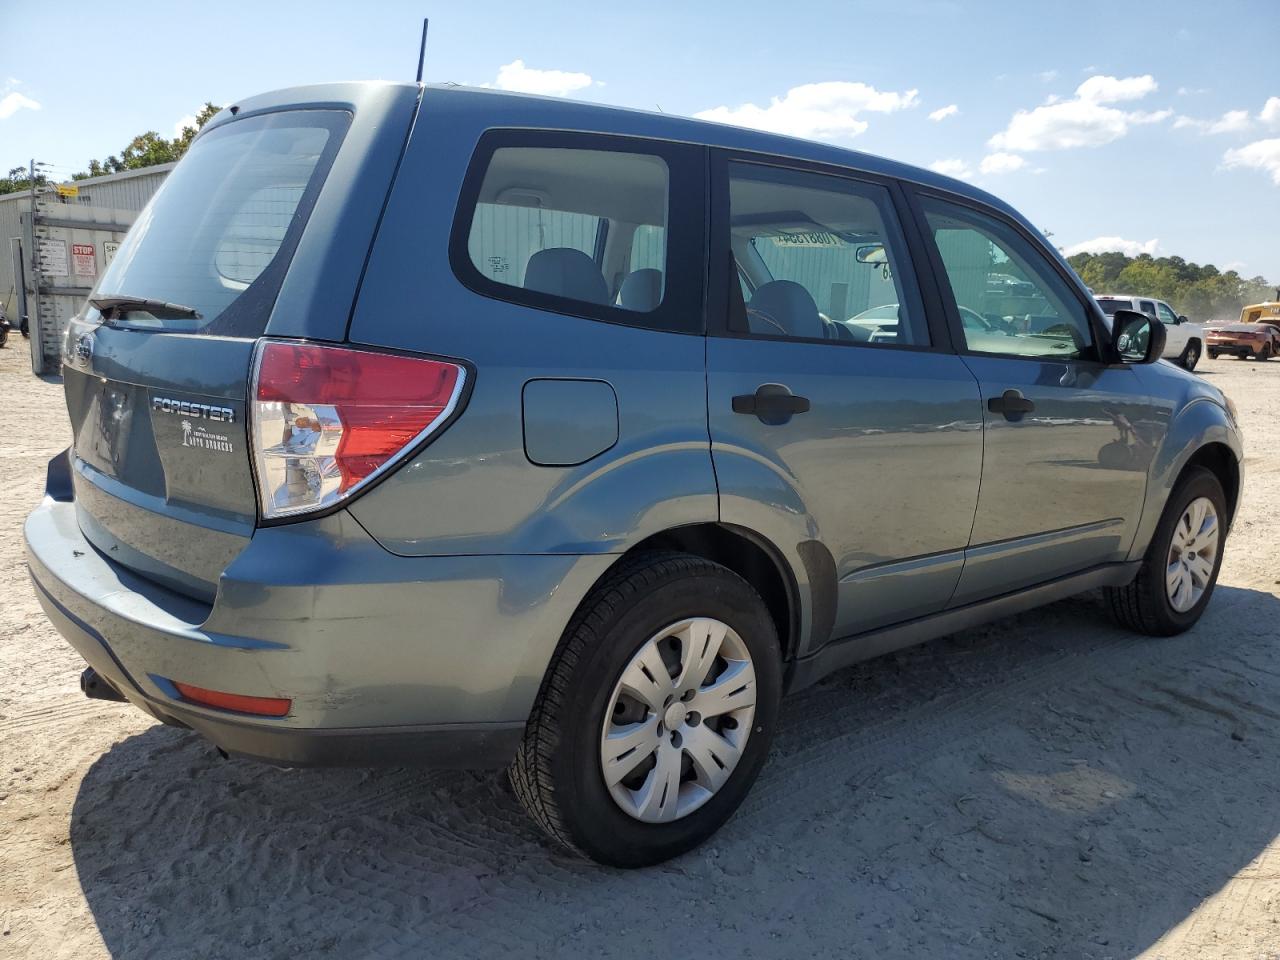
<box><xmin>1075</xmin><ymin>74</ymin><xmax>1158</xmax><ymax>103</ymax></box>
<box><xmin>487</xmin><ymin>59</ymin><xmax>593</xmax><ymax>97</ymax></box>
<box><xmin>988</xmin><ymin>74</ymin><xmax>1168</xmax><ymax>151</ymax></box>
<box><xmin>695</xmin><ymin>81</ymin><xmax>919</xmax><ymax>141</ymax></box>
<box><xmin>1261</xmin><ymin>97</ymin><xmax>1280</xmax><ymax>127</ymax></box>
<box><xmin>1173</xmin><ymin>109</ymin><xmax>1251</xmax><ymax>134</ymax></box>
<box><xmin>1223</xmin><ymin>138</ymin><xmax>1280</xmax><ymax>185</ymax></box>
<box><xmin>1063</xmin><ymin>236</ymin><xmax>1160</xmax><ymax>257</ymax></box>
<box><xmin>173</xmin><ymin>114</ymin><xmax>198</xmax><ymax>138</ymax></box>
<box><xmin>929</xmin><ymin>158</ymin><xmax>973</xmax><ymax>179</ymax></box>
<box><xmin>1037</xmin><ymin>69</ymin><xmax>1060</xmax><ymax>83</ymax></box>
<box><xmin>980</xmin><ymin>152</ymin><xmax>1027</xmax><ymax>174</ymax></box>
<box><xmin>0</xmin><ymin>91</ymin><xmax>40</xmax><ymax>119</ymax></box>
<box><xmin>928</xmin><ymin>103</ymin><xmax>959</xmax><ymax>122</ymax></box>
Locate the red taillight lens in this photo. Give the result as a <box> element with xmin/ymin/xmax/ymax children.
<box><xmin>173</xmin><ymin>681</ymin><xmax>292</xmax><ymax>717</ymax></box>
<box><xmin>251</xmin><ymin>341</ymin><xmax>465</xmax><ymax>519</ymax></box>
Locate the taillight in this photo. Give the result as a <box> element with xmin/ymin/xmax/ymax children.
<box><xmin>251</xmin><ymin>340</ymin><xmax>465</xmax><ymax>519</ymax></box>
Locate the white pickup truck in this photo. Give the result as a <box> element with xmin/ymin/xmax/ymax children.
<box><xmin>1095</xmin><ymin>294</ymin><xmax>1205</xmax><ymax>370</ymax></box>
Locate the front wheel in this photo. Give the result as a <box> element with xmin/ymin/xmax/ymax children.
<box><xmin>510</xmin><ymin>552</ymin><xmax>782</xmax><ymax>867</ymax></box>
<box><xmin>1105</xmin><ymin>466</ymin><xmax>1226</xmax><ymax>636</ymax></box>
<box><xmin>1208</xmin><ymin>349</ymin><xmax>1221</xmax><ymax>360</ymax></box>
<box><xmin>1257</xmin><ymin>344</ymin><xmax>1272</xmax><ymax>361</ymax></box>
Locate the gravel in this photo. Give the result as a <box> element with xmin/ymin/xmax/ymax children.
<box><xmin>2</xmin><ymin>336</ymin><xmax>1278</xmax><ymax>959</ymax></box>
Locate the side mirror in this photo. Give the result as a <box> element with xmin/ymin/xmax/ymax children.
<box><xmin>1178</xmin><ymin>315</ymin><xmax>1189</xmax><ymax>324</ymax></box>
<box><xmin>1111</xmin><ymin>308</ymin><xmax>1166</xmax><ymax>364</ymax></box>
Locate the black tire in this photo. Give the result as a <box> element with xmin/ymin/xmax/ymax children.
<box><xmin>1180</xmin><ymin>340</ymin><xmax>1201</xmax><ymax>370</ymax></box>
<box><xmin>1257</xmin><ymin>344</ymin><xmax>1272</xmax><ymax>361</ymax></box>
<box><xmin>1208</xmin><ymin>350</ymin><xmax>1220</xmax><ymax>360</ymax></box>
<box><xmin>1105</xmin><ymin>466</ymin><xmax>1227</xmax><ymax>636</ymax></box>
<box><xmin>510</xmin><ymin>551</ymin><xmax>782</xmax><ymax>867</ymax></box>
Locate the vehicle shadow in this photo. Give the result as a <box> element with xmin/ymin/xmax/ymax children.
<box><xmin>70</xmin><ymin>585</ymin><xmax>1280</xmax><ymax>959</ymax></box>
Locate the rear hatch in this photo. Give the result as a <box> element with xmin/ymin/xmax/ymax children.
<box><xmin>61</xmin><ymin>106</ymin><xmax>355</xmax><ymax>601</ymax></box>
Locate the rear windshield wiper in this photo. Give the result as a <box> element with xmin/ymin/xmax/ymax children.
<box><xmin>89</xmin><ymin>295</ymin><xmax>202</xmax><ymax>320</ymax></box>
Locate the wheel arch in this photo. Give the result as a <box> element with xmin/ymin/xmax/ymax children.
<box><xmin>1184</xmin><ymin>441</ymin><xmax>1240</xmax><ymax>524</ymax></box>
<box><xmin>624</xmin><ymin>523</ymin><xmax>804</xmax><ymax>663</ymax></box>
<box><xmin>1129</xmin><ymin>398</ymin><xmax>1243</xmax><ymax>562</ymax></box>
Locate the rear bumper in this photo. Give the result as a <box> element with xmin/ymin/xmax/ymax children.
<box><xmin>1207</xmin><ymin>342</ymin><xmax>1256</xmax><ymax>356</ymax></box>
<box><xmin>24</xmin><ymin>488</ymin><xmax>613</xmax><ymax>768</ymax></box>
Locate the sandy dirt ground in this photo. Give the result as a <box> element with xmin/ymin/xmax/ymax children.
<box><xmin>1</xmin><ymin>334</ymin><xmax>1278</xmax><ymax>960</ymax></box>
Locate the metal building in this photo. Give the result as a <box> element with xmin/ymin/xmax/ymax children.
<box><xmin>1</xmin><ymin>164</ymin><xmax>173</xmax><ymax>371</ymax></box>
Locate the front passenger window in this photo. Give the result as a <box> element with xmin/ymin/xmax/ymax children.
<box><xmin>922</xmin><ymin>198</ymin><xmax>1093</xmax><ymax>360</ymax></box>
<box><xmin>1156</xmin><ymin>302</ymin><xmax>1179</xmax><ymax>325</ymax></box>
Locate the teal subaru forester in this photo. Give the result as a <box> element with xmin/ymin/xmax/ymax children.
<box><xmin>26</xmin><ymin>82</ymin><xmax>1242</xmax><ymax>866</ymax></box>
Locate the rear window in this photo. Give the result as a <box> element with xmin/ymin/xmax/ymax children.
<box><xmin>1095</xmin><ymin>298</ymin><xmax>1127</xmax><ymax>316</ymax></box>
<box><xmin>91</xmin><ymin>110</ymin><xmax>349</xmax><ymax>336</ymax></box>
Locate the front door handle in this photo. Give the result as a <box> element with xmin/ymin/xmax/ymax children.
<box><xmin>732</xmin><ymin>383</ymin><xmax>811</xmax><ymax>425</ymax></box>
<box><xmin>987</xmin><ymin>389</ymin><xmax>1035</xmax><ymax>421</ymax></box>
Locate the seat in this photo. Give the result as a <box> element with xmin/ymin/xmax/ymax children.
<box><xmin>523</xmin><ymin>248</ymin><xmax>609</xmax><ymax>305</ymax></box>
<box><xmin>617</xmin><ymin>268</ymin><xmax>663</xmax><ymax>312</ymax></box>
<box><xmin>746</xmin><ymin>280</ymin><xmax>826</xmax><ymax>339</ymax></box>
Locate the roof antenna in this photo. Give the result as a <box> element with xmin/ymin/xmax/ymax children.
<box><xmin>415</xmin><ymin>18</ymin><xmax>429</xmax><ymax>83</ymax></box>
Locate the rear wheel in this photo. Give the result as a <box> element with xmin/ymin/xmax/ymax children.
<box><xmin>510</xmin><ymin>552</ymin><xmax>782</xmax><ymax>867</ymax></box>
<box><xmin>1180</xmin><ymin>341</ymin><xmax>1201</xmax><ymax>370</ymax></box>
<box><xmin>1106</xmin><ymin>466</ymin><xmax>1226</xmax><ymax>636</ymax></box>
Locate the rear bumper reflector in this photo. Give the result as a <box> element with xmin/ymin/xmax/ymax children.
<box><xmin>172</xmin><ymin>680</ymin><xmax>292</xmax><ymax>718</ymax></box>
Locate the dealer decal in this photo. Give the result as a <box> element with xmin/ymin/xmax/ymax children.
<box><xmin>180</xmin><ymin>420</ymin><xmax>234</xmax><ymax>453</ymax></box>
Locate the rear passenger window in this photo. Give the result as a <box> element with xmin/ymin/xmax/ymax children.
<box><xmin>725</xmin><ymin>162</ymin><xmax>929</xmax><ymax>347</ymax></box>
<box><xmin>454</xmin><ymin>134</ymin><xmax>703</xmax><ymax>331</ymax></box>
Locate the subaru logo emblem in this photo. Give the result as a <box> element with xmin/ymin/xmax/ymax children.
<box><xmin>74</xmin><ymin>331</ymin><xmax>94</xmax><ymax>368</ymax></box>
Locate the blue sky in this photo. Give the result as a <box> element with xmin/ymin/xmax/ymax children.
<box><xmin>3</xmin><ymin>0</ymin><xmax>1278</xmax><ymax>279</ymax></box>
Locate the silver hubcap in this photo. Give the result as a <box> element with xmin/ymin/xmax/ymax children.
<box><xmin>1166</xmin><ymin>496</ymin><xmax>1219</xmax><ymax>613</ymax></box>
<box><xmin>599</xmin><ymin>618</ymin><xmax>756</xmax><ymax>823</ymax></box>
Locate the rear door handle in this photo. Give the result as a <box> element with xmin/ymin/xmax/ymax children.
<box><xmin>987</xmin><ymin>389</ymin><xmax>1035</xmax><ymax>421</ymax></box>
<box><xmin>732</xmin><ymin>383</ymin><xmax>811</xmax><ymax>424</ymax></box>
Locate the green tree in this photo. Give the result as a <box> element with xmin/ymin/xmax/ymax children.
<box><xmin>0</xmin><ymin>164</ymin><xmax>48</xmax><ymax>196</ymax></box>
<box><xmin>1068</xmin><ymin>251</ymin><xmax>1277</xmax><ymax>321</ymax></box>
<box><xmin>73</xmin><ymin>101</ymin><xmax>222</xmax><ymax>180</ymax></box>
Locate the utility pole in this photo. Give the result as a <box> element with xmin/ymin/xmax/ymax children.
<box><xmin>29</xmin><ymin>158</ymin><xmax>38</xmax><ymax>371</ymax></box>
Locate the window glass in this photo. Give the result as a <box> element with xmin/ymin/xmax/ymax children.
<box><xmin>466</xmin><ymin>146</ymin><xmax>668</xmax><ymax>314</ymax></box>
<box><xmin>1156</xmin><ymin>301</ymin><xmax>1178</xmax><ymax>324</ymax></box>
<box><xmin>1139</xmin><ymin>300</ymin><xmax>1156</xmax><ymax>316</ymax></box>
<box><xmin>922</xmin><ymin>198</ymin><xmax>1093</xmax><ymax>360</ymax></box>
<box><xmin>629</xmin><ymin>223</ymin><xmax>665</xmax><ymax>271</ymax></box>
<box><xmin>727</xmin><ymin>163</ymin><xmax>928</xmax><ymax>346</ymax></box>
<box><xmin>214</xmin><ymin>184</ymin><xmax>307</xmax><ymax>284</ymax></box>
<box><xmin>92</xmin><ymin>112</ymin><xmax>346</xmax><ymax>336</ymax></box>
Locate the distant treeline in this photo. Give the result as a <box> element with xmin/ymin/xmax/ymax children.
<box><xmin>1068</xmin><ymin>251</ymin><xmax>1276</xmax><ymax>321</ymax></box>
<box><xmin>0</xmin><ymin>102</ymin><xmax>221</xmax><ymax>196</ymax></box>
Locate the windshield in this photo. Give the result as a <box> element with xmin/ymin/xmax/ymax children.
<box><xmin>92</xmin><ymin>110</ymin><xmax>349</xmax><ymax>336</ymax></box>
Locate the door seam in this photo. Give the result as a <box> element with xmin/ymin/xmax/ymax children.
<box><xmin>943</xmin><ymin>353</ymin><xmax>986</xmax><ymax>609</ymax></box>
